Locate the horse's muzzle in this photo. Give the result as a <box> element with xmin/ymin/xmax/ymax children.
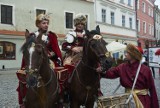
<box><xmin>100</xmin><ymin>57</ymin><xmax>112</xmax><ymax>72</ymax></box>
<box><xmin>26</xmin><ymin>74</ymin><xmax>38</xmax><ymax>87</ymax></box>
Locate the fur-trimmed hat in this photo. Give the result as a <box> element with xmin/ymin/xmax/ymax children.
<box><xmin>126</xmin><ymin>44</ymin><xmax>142</xmax><ymax>61</ymax></box>
<box><xmin>35</xmin><ymin>14</ymin><xmax>50</xmax><ymax>27</ymax></box>
<box><xmin>74</xmin><ymin>13</ymin><xmax>87</xmax><ymax>26</ymax></box>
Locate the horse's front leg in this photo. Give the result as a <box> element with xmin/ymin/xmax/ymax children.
<box><xmin>85</xmin><ymin>100</ymin><xmax>95</xmax><ymax>108</ymax></box>
<box><xmin>70</xmin><ymin>100</ymin><xmax>80</xmax><ymax>108</ymax></box>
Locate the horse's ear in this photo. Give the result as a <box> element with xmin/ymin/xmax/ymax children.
<box><xmin>85</xmin><ymin>29</ymin><xmax>90</xmax><ymax>37</ymax></box>
<box><xmin>25</xmin><ymin>29</ymin><xmax>30</xmax><ymax>39</ymax></box>
<box><xmin>96</xmin><ymin>25</ymin><xmax>100</xmax><ymax>34</ymax></box>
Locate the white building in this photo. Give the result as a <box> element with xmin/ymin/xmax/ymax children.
<box><xmin>154</xmin><ymin>5</ymin><xmax>160</xmax><ymax>40</ymax></box>
<box><xmin>95</xmin><ymin>0</ymin><xmax>137</xmax><ymax>44</ymax></box>
<box><xmin>0</xmin><ymin>0</ymin><xmax>95</xmax><ymax>69</ymax></box>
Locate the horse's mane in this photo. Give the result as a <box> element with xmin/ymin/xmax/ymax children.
<box><xmin>21</xmin><ymin>35</ymin><xmax>35</xmax><ymax>52</ymax></box>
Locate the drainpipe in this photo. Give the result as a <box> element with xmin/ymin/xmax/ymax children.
<box><xmin>94</xmin><ymin>0</ymin><xmax>97</xmax><ymax>26</ymax></box>
<box><xmin>154</xmin><ymin>5</ymin><xmax>157</xmax><ymax>46</ymax></box>
<box><xmin>135</xmin><ymin>0</ymin><xmax>138</xmax><ymax>45</ymax></box>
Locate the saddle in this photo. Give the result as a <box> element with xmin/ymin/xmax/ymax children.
<box><xmin>16</xmin><ymin>65</ymin><xmax>75</xmax><ymax>87</ymax></box>
<box><xmin>63</xmin><ymin>51</ymin><xmax>82</xmax><ymax>66</ymax></box>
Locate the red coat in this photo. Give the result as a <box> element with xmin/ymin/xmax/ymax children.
<box><xmin>17</xmin><ymin>31</ymin><xmax>62</xmax><ymax>105</ymax></box>
<box><xmin>105</xmin><ymin>61</ymin><xmax>159</xmax><ymax>108</ymax></box>
<box><xmin>21</xmin><ymin>31</ymin><xmax>62</xmax><ymax>69</ymax></box>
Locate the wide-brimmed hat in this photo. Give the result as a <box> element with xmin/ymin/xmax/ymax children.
<box><xmin>35</xmin><ymin>14</ymin><xmax>50</xmax><ymax>27</ymax></box>
<box><xmin>126</xmin><ymin>44</ymin><xmax>142</xmax><ymax>61</ymax></box>
<box><xmin>74</xmin><ymin>13</ymin><xmax>87</xmax><ymax>26</ymax></box>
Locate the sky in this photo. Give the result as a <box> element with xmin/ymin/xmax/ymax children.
<box><xmin>155</xmin><ymin>0</ymin><xmax>160</xmax><ymax>8</ymax></box>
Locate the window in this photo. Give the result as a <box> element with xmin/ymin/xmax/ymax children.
<box><xmin>36</xmin><ymin>9</ymin><xmax>46</xmax><ymax>16</ymax></box>
<box><xmin>137</xmin><ymin>0</ymin><xmax>139</xmax><ymax>9</ymax></box>
<box><xmin>1</xmin><ymin>5</ymin><xmax>13</xmax><ymax>24</ymax></box>
<box><xmin>120</xmin><ymin>0</ymin><xmax>124</xmax><ymax>3</ymax></box>
<box><xmin>128</xmin><ymin>0</ymin><xmax>131</xmax><ymax>6</ymax></box>
<box><xmin>129</xmin><ymin>18</ymin><xmax>132</xmax><ymax>29</ymax></box>
<box><xmin>122</xmin><ymin>15</ymin><xmax>125</xmax><ymax>27</ymax></box>
<box><xmin>85</xmin><ymin>15</ymin><xmax>88</xmax><ymax>29</ymax></box>
<box><xmin>0</xmin><ymin>41</ymin><xmax>16</xmax><ymax>60</ymax></box>
<box><xmin>148</xmin><ymin>6</ymin><xmax>151</xmax><ymax>16</ymax></box>
<box><xmin>151</xmin><ymin>26</ymin><xmax>154</xmax><ymax>35</ymax></box>
<box><xmin>142</xmin><ymin>2</ymin><xmax>145</xmax><ymax>13</ymax></box>
<box><xmin>102</xmin><ymin>9</ymin><xmax>106</xmax><ymax>23</ymax></box>
<box><xmin>150</xmin><ymin>8</ymin><xmax>153</xmax><ymax>17</ymax></box>
<box><xmin>65</xmin><ymin>12</ymin><xmax>73</xmax><ymax>29</ymax></box>
<box><xmin>143</xmin><ymin>22</ymin><xmax>146</xmax><ymax>33</ymax></box>
<box><xmin>149</xmin><ymin>24</ymin><xmax>151</xmax><ymax>34</ymax></box>
<box><xmin>136</xmin><ymin>19</ymin><xmax>140</xmax><ymax>32</ymax></box>
<box><xmin>111</xmin><ymin>12</ymin><xmax>115</xmax><ymax>25</ymax></box>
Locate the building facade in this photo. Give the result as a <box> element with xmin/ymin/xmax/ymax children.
<box><xmin>0</xmin><ymin>0</ymin><xmax>95</xmax><ymax>69</ymax></box>
<box><xmin>154</xmin><ymin>5</ymin><xmax>160</xmax><ymax>41</ymax></box>
<box><xmin>95</xmin><ymin>0</ymin><xmax>137</xmax><ymax>44</ymax></box>
<box><xmin>136</xmin><ymin>0</ymin><xmax>155</xmax><ymax>48</ymax></box>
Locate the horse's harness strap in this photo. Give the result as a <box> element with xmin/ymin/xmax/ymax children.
<box><xmin>81</xmin><ymin>60</ymin><xmax>97</xmax><ymax>71</ymax></box>
<box><xmin>43</xmin><ymin>68</ymin><xmax>53</xmax><ymax>87</ymax></box>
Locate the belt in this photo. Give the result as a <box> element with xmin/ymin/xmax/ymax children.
<box><xmin>125</xmin><ymin>88</ymin><xmax>149</xmax><ymax>95</ymax></box>
<box><xmin>125</xmin><ymin>88</ymin><xmax>148</xmax><ymax>108</ymax></box>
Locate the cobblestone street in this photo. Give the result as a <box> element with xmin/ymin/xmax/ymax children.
<box><xmin>0</xmin><ymin>69</ymin><xmax>159</xmax><ymax>108</ymax></box>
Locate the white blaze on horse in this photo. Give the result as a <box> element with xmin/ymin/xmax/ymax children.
<box><xmin>20</xmin><ymin>29</ymin><xmax>59</xmax><ymax>108</ymax></box>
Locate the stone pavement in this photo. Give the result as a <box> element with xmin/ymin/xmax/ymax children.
<box><xmin>0</xmin><ymin>68</ymin><xmax>159</xmax><ymax>108</ymax></box>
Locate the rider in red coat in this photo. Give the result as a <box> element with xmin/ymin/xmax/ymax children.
<box><xmin>17</xmin><ymin>13</ymin><xmax>62</xmax><ymax>108</ymax></box>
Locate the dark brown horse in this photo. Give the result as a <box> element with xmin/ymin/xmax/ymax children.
<box><xmin>21</xmin><ymin>30</ymin><xmax>59</xmax><ymax>108</ymax></box>
<box><xmin>70</xmin><ymin>26</ymin><xmax>112</xmax><ymax>108</ymax></box>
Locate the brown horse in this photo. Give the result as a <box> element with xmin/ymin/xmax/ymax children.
<box><xmin>21</xmin><ymin>30</ymin><xmax>59</xmax><ymax>108</ymax></box>
<box><xmin>69</xmin><ymin>26</ymin><xmax>113</xmax><ymax>108</ymax></box>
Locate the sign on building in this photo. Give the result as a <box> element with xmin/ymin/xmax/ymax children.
<box><xmin>148</xmin><ymin>47</ymin><xmax>160</xmax><ymax>68</ymax></box>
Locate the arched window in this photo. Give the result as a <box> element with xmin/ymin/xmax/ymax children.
<box><xmin>0</xmin><ymin>41</ymin><xmax>16</xmax><ymax>60</ymax></box>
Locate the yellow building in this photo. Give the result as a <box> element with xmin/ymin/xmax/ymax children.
<box><xmin>0</xmin><ymin>0</ymin><xmax>95</xmax><ymax>69</ymax></box>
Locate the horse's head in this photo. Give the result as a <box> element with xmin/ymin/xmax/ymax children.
<box><xmin>84</xmin><ymin>25</ymin><xmax>112</xmax><ymax>71</ymax></box>
<box><xmin>21</xmin><ymin>29</ymin><xmax>48</xmax><ymax>87</ymax></box>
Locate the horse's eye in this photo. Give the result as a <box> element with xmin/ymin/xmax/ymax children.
<box><xmin>92</xmin><ymin>43</ymin><xmax>97</xmax><ymax>48</ymax></box>
<box><xmin>38</xmin><ymin>52</ymin><xmax>42</xmax><ymax>55</ymax></box>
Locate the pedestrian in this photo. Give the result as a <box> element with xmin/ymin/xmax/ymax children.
<box><xmin>97</xmin><ymin>43</ymin><xmax>159</xmax><ymax>108</ymax></box>
<box><xmin>151</xmin><ymin>67</ymin><xmax>155</xmax><ymax>78</ymax></box>
<box><xmin>16</xmin><ymin>13</ymin><xmax>62</xmax><ymax>108</ymax></box>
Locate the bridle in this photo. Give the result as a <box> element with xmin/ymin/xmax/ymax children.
<box><xmin>73</xmin><ymin>34</ymin><xmax>110</xmax><ymax>104</ymax></box>
<box><xmin>82</xmin><ymin>34</ymin><xmax>110</xmax><ymax>70</ymax></box>
<box><xmin>25</xmin><ymin>42</ymin><xmax>59</xmax><ymax>105</ymax></box>
<box><xmin>26</xmin><ymin>43</ymin><xmax>52</xmax><ymax>88</ymax></box>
